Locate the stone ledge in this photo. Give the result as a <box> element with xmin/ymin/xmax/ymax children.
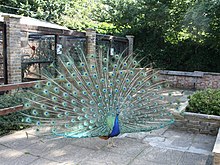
<box><xmin>172</xmin><ymin>112</ymin><xmax>220</xmax><ymax>136</ymax></box>
<box><xmin>184</xmin><ymin>112</ymin><xmax>220</xmax><ymax>120</ymax></box>
<box><xmin>160</xmin><ymin>70</ymin><xmax>204</xmax><ymax>77</ymax></box>
<box><xmin>213</xmin><ymin>128</ymin><xmax>220</xmax><ymax>165</ymax></box>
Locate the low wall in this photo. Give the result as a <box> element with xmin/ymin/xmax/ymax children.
<box><xmin>160</xmin><ymin>70</ymin><xmax>220</xmax><ymax>89</ymax></box>
<box><xmin>171</xmin><ymin>112</ymin><xmax>220</xmax><ymax>136</ymax></box>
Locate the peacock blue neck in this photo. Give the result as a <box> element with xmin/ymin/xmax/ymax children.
<box><xmin>108</xmin><ymin>114</ymin><xmax>120</xmax><ymax>137</ymax></box>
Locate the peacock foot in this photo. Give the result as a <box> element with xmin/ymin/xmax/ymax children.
<box><xmin>107</xmin><ymin>138</ymin><xmax>117</xmax><ymax>148</ymax></box>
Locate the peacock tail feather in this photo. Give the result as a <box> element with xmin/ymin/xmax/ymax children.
<box><xmin>21</xmin><ymin>47</ymin><xmax>183</xmax><ymax>138</ymax></box>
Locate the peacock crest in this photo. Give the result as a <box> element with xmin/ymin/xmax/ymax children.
<box><xmin>21</xmin><ymin>47</ymin><xmax>183</xmax><ymax>139</ymax></box>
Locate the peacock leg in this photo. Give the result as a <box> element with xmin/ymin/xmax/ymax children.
<box><xmin>111</xmin><ymin>138</ymin><xmax>117</xmax><ymax>147</ymax></box>
<box><xmin>107</xmin><ymin>138</ymin><xmax>116</xmax><ymax>148</ymax></box>
<box><xmin>107</xmin><ymin>139</ymin><xmax>111</xmax><ymax>148</ymax></box>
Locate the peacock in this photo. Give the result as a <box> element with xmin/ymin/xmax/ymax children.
<box><xmin>20</xmin><ymin>47</ymin><xmax>184</xmax><ymax>140</ymax></box>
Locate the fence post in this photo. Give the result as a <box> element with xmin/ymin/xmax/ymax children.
<box><xmin>126</xmin><ymin>35</ymin><xmax>134</xmax><ymax>55</ymax></box>
<box><xmin>86</xmin><ymin>29</ymin><xmax>96</xmax><ymax>68</ymax></box>
<box><xmin>3</xmin><ymin>15</ymin><xmax>22</xmax><ymax>83</ymax></box>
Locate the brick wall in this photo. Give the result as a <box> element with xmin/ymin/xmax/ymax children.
<box><xmin>160</xmin><ymin>70</ymin><xmax>220</xmax><ymax>89</ymax></box>
<box><xmin>171</xmin><ymin>112</ymin><xmax>220</xmax><ymax>135</ymax></box>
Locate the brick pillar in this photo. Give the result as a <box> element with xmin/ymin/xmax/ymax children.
<box><xmin>86</xmin><ymin>29</ymin><xmax>96</xmax><ymax>55</ymax></box>
<box><xmin>126</xmin><ymin>35</ymin><xmax>134</xmax><ymax>55</ymax></box>
<box><xmin>86</xmin><ymin>29</ymin><xmax>96</xmax><ymax>68</ymax></box>
<box><xmin>4</xmin><ymin>15</ymin><xmax>22</xmax><ymax>83</ymax></box>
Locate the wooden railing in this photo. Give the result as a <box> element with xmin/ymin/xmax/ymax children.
<box><xmin>0</xmin><ymin>81</ymin><xmax>37</xmax><ymax>116</ymax></box>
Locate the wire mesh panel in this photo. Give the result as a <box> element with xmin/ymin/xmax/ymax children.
<box><xmin>96</xmin><ymin>35</ymin><xmax>129</xmax><ymax>72</ymax></box>
<box><xmin>112</xmin><ymin>39</ymin><xmax>128</xmax><ymax>55</ymax></box>
<box><xmin>57</xmin><ymin>36</ymin><xmax>86</xmax><ymax>66</ymax></box>
<box><xmin>21</xmin><ymin>33</ymin><xmax>56</xmax><ymax>81</ymax></box>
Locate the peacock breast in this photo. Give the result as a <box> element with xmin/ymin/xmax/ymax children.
<box><xmin>108</xmin><ymin>115</ymin><xmax>120</xmax><ymax>137</ymax></box>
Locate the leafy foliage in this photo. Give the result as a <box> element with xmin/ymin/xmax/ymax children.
<box><xmin>0</xmin><ymin>92</ymin><xmax>23</xmax><ymax>108</ymax></box>
<box><xmin>0</xmin><ymin>92</ymin><xmax>29</xmax><ymax>136</ymax></box>
<box><xmin>186</xmin><ymin>89</ymin><xmax>220</xmax><ymax>116</ymax></box>
<box><xmin>0</xmin><ymin>0</ymin><xmax>220</xmax><ymax>72</ymax></box>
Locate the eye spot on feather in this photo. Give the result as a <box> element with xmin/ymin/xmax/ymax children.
<box><xmin>36</xmin><ymin>121</ymin><xmax>41</xmax><ymax>126</ymax></box>
<box><xmin>103</xmin><ymin>58</ymin><xmax>108</xmax><ymax>63</ymax></box>
<box><xmin>90</xmin><ymin>54</ymin><xmax>96</xmax><ymax>58</ymax></box>
<box><xmin>25</xmin><ymin>117</ymin><xmax>31</xmax><ymax>123</ymax></box>
<box><xmin>54</xmin><ymin>87</ymin><xmax>59</xmax><ymax>93</ymax></box>
<box><xmin>80</xmin><ymin>62</ymin><xmax>85</xmax><ymax>67</ymax></box>
<box><xmin>91</xmin><ymin>65</ymin><xmax>96</xmax><ymax>69</ymax></box>
<box><xmin>24</xmin><ymin>103</ymin><xmax>31</xmax><ymax>108</ymax></box>
<box><xmin>103</xmin><ymin>67</ymin><xmax>107</xmax><ymax>72</ymax></box>
<box><xmin>65</xmin><ymin>111</ymin><xmax>69</xmax><ymax>116</ymax></box>
<box><xmin>41</xmin><ymin>104</ymin><xmax>47</xmax><ymax>109</ymax></box>
<box><xmin>66</xmin><ymin>62</ymin><xmax>71</xmax><ymax>67</ymax></box>
<box><xmin>130</xmin><ymin>71</ymin><xmax>134</xmax><ymax>75</ymax></box>
<box><xmin>87</xmin><ymin>82</ymin><xmax>91</xmax><ymax>86</ymax></box>
<box><xmin>71</xmin><ymin>72</ymin><xmax>76</xmax><ymax>77</ymax></box>
<box><xmin>53</xmin><ymin>106</ymin><xmax>58</xmax><ymax>111</ymax></box>
<box><xmin>113</xmin><ymin>64</ymin><xmax>118</xmax><ymax>68</ymax></box>
<box><xmin>32</xmin><ymin>110</ymin><xmax>38</xmax><ymax>115</ymax></box>
<box><xmin>84</xmin><ymin>121</ymin><xmax>89</xmax><ymax>126</ymax></box>
<box><xmin>82</xmin><ymin>108</ymin><xmax>86</xmax><ymax>112</ymax></box>
<box><xmin>93</xmin><ymin>74</ymin><xmax>97</xmax><ymax>79</ymax></box>
<box><xmin>133</xmin><ymin>61</ymin><xmax>138</xmax><ymax>66</ymax></box>
<box><xmin>46</xmin><ymin>81</ymin><xmax>52</xmax><ymax>86</ymax></box>
<box><xmin>51</xmin><ymin>121</ymin><xmax>56</xmax><ymax>125</ymax></box>
<box><xmin>44</xmin><ymin>111</ymin><xmax>50</xmax><ymax>117</ymax></box>
<box><xmin>83</xmin><ymin>72</ymin><xmax>88</xmax><ymax>76</ymax></box>
<box><xmin>77</xmin><ymin>81</ymin><xmax>82</xmax><ymax>86</ymax></box>
<box><xmin>73</xmin><ymin>91</ymin><xmax>78</xmax><ymax>96</ymax></box>
<box><xmin>66</xmin><ymin>83</ymin><xmax>71</xmax><ymax>87</ymax></box>
<box><xmin>34</xmin><ymin>83</ymin><xmax>41</xmax><ymax>89</ymax></box>
<box><xmin>100</xmin><ymin>78</ymin><xmax>105</xmax><ymax>83</ymax></box>
<box><xmin>59</xmin><ymin>75</ymin><xmax>65</xmax><ymax>79</ymax></box>
<box><xmin>43</xmin><ymin>89</ymin><xmax>49</xmax><ymax>95</ymax></box>
<box><xmin>152</xmin><ymin>75</ymin><xmax>158</xmax><ymax>80</ymax></box>
<box><xmin>140</xmin><ymin>72</ymin><xmax>146</xmax><ymax>76</ymax></box>
<box><xmin>51</xmin><ymin>128</ymin><xmax>57</xmax><ymax>134</ymax></box>
<box><xmin>62</xmin><ymin>102</ymin><xmax>67</xmax><ymax>107</ymax></box>
<box><xmin>115</xmin><ymin>55</ymin><xmax>119</xmax><ymax>59</ymax></box>
<box><xmin>63</xmin><ymin>92</ymin><xmax>69</xmax><ymax>98</ymax></box>
<box><xmin>82</xmin><ymin>91</ymin><xmax>87</xmax><ymax>95</ymax></box>
<box><xmin>116</xmin><ymin>79</ymin><xmax>120</xmax><ymax>83</ymax></box>
<box><xmin>146</xmin><ymin>82</ymin><xmax>151</xmax><ymax>86</ymax></box>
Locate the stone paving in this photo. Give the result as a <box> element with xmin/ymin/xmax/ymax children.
<box><xmin>0</xmin><ymin>127</ymin><xmax>216</xmax><ymax>165</ymax></box>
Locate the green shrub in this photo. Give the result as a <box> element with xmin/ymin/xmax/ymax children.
<box><xmin>186</xmin><ymin>89</ymin><xmax>220</xmax><ymax>115</ymax></box>
<box><xmin>0</xmin><ymin>92</ymin><xmax>23</xmax><ymax>109</ymax></box>
<box><xmin>0</xmin><ymin>92</ymin><xmax>29</xmax><ymax>136</ymax></box>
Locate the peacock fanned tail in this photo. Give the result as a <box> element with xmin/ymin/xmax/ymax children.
<box><xmin>21</xmin><ymin>47</ymin><xmax>183</xmax><ymax>139</ymax></box>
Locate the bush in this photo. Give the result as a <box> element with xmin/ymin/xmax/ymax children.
<box><xmin>0</xmin><ymin>92</ymin><xmax>23</xmax><ymax>109</ymax></box>
<box><xmin>186</xmin><ymin>89</ymin><xmax>220</xmax><ymax>115</ymax></box>
<box><xmin>0</xmin><ymin>92</ymin><xmax>29</xmax><ymax>136</ymax></box>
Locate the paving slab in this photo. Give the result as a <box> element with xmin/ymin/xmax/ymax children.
<box><xmin>0</xmin><ymin>128</ymin><xmax>216</xmax><ymax>165</ymax></box>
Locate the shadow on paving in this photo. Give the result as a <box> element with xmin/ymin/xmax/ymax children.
<box><xmin>0</xmin><ymin>127</ymin><xmax>216</xmax><ymax>165</ymax></box>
